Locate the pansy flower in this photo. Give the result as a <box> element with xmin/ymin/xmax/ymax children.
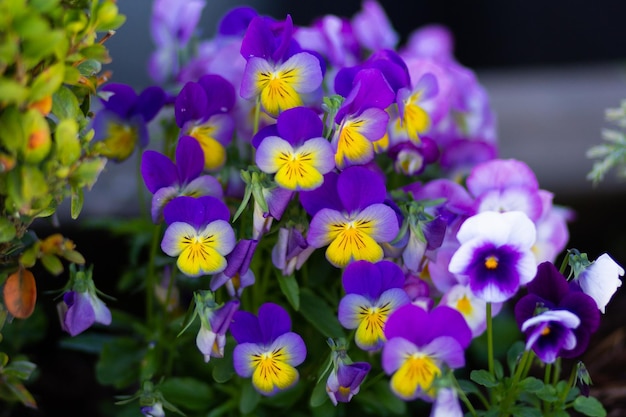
<box><xmin>448</xmin><ymin>211</ymin><xmax>537</xmax><ymax>303</ymax></box>
<box><xmin>382</xmin><ymin>304</ymin><xmax>472</xmax><ymax>401</ymax></box>
<box><xmin>515</xmin><ymin>262</ymin><xmax>600</xmax><ymax>362</ymax></box>
<box><xmin>325</xmin><ymin>339</ymin><xmax>371</xmax><ymax>405</ymax></box>
<box><xmin>141</xmin><ymin>136</ymin><xmax>223</xmax><ymax>223</ymax></box>
<box><xmin>271</xmin><ymin>227</ymin><xmax>316</xmax><ymax>276</ymax></box>
<box><xmin>161</xmin><ymin>196</ymin><xmax>236</xmax><ymax>278</ymax></box>
<box><xmin>338</xmin><ymin>260</ymin><xmax>411</xmax><ymax>351</ymax></box>
<box><xmin>255</xmin><ymin>107</ymin><xmax>334</xmax><ymax>191</ymax></box>
<box><xmin>440</xmin><ymin>284</ymin><xmax>501</xmax><ymax>337</ymax></box>
<box><xmin>331</xmin><ymin>68</ymin><xmax>395</xmax><ymax>169</ymax></box>
<box><xmin>58</xmin><ymin>266</ymin><xmax>111</xmax><ymax>337</ymax></box>
<box><xmin>92</xmin><ymin>83</ymin><xmax>165</xmax><ymax>161</ymax></box>
<box><xmin>395</xmin><ymin>73</ymin><xmax>439</xmax><ymax>144</ymax></box>
<box><xmin>193</xmin><ymin>291</ymin><xmax>239</xmax><ymax>362</ymax></box>
<box><xmin>175</xmin><ymin>74</ymin><xmax>235</xmax><ymax>170</ymax></box>
<box><xmin>301</xmin><ymin>166</ymin><xmax>400</xmax><ymax>268</ymax></box>
<box><xmin>351</xmin><ymin>0</ymin><xmax>399</xmax><ymax>52</ymax></box>
<box><xmin>572</xmin><ymin>252</ymin><xmax>624</xmax><ymax>313</ymax></box>
<box><xmin>231</xmin><ymin>303</ymin><xmax>306</xmax><ymax>396</ymax></box>
<box><xmin>240</xmin><ymin>15</ymin><xmax>323</xmax><ymax>117</ymax></box>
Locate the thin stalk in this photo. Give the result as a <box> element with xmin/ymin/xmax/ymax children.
<box><xmin>450</xmin><ymin>372</ymin><xmax>479</xmax><ymax>417</ymax></box>
<box><xmin>486</xmin><ymin>302</ymin><xmax>494</xmax><ymax>375</ymax></box>
<box><xmin>499</xmin><ymin>348</ymin><xmax>532</xmax><ymax>416</ymax></box>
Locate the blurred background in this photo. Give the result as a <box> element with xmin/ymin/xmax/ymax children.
<box><xmin>22</xmin><ymin>1</ymin><xmax>626</xmax><ymax>415</ymax></box>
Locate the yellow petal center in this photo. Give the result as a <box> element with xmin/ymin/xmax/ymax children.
<box><xmin>188</xmin><ymin>126</ymin><xmax>226</xmax><ymax>171</ymax></box>
<box><xmin>456</xmin><ymin>295</ymin><xmax>473</xmax><ymax>315</ymax></box>
<box><xmin>355</xmin><ymin>303</ymin><xmax>391</xmax><ymax>348</ymax></box>
<box><xmin>326</xmin><ymin>219</ymin><xmax>382</xmax><ymax>267</ymax></box>
<box><xmin>485</xmin><ymin>256</ymin><xmax>498</xmax><ymax>270</ymax></box>
<box><xmin>391</xmin><ymin>354</ymin><xmax>441</xmax><ymax>400</ymax></box>
<box><xmin>251</xmin><ymin>347</ymin><xmax>297</xmax><ymax>395</ymax></box>
<box><xmin>257</xmin><ymin>69</ymin><xmax>302</xmax><ymax>116</ymax></box>
<box><xmin>274</xmin><ymin>150</ymin><xmax>322</xmax><ymax>190</ymax></box>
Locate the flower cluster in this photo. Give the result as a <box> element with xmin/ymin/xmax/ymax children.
<box><xmin>2</xmin><ymin>1</ymin><xmax>623</xmax><ymax>416</ymax></box>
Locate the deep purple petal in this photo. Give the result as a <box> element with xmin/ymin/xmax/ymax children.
<box><xmin>223</xmin><ymin>239</ymin><xmax>258</xmax><ymax>277</ymax></box>
<box><xmin>100</xmin><ymin>83</ymin><xmax>137</xmax><ymax>117</ymax></box>
<box><xmin>175</xmin><ymin>82</ymin><xmax>208</xmax><ymax>127</ymax></box>
<box><xmin>526</xmin><ymin>262</ymin><xmax>570</xmax><ymax>305</ymax></box>
<box><xmin>342</xmin><ymin>260</ymin><xmax>405</xmax><ymax>299</ymax></box>
<box><xmin>251</xmin><ymin>123</ymin><xmax>279</xmax><ymax>148</ymax></box>
<box><xmin>338</xmin><ymin>166</ymin><xmax>386</xmax><ymax>213</ymax></box>
<box><xmin>218</xmin><ymin>6</ymin><xmax>258</xmax><ymax>36</ymax></box>
<box><xmin>276</xmin><ymin>107</ymin><xmax>323</xmax><ymax>145</ymax></box>
<box><xmin>240</xmin><ymin>15</ymin><xmax>275</xmax><ymax>60</ymax></box>
<box><xmin>300</xmin><ymin>171</ymin><xmax>342</xmax><ymax>216</ymax></box>
<box><xmin>198</xmin><ymin>195</ymin><xmax>231</xmax><ymax>223</ymax></box>
<box><xmin>258</xmin><ymin>303</ymin><xmax>292</xmax><ymax>345</ymax></box>
<box><xmin>230</xmin><ymin>310</ymin><xmax>263</xmax><ymax>344</ymax></box>
<box><xmin>175</xmin><ymin>136</ymin><xmax>204</xmax><ymax>183</ymax></box>
<box><xmin>135</xmin><ymin>86</ymin><xmax>166</xmax><ymax>121</ymax></box>
<box><xmin>151</xmin><ymin>186</ymin><xmax>179</xmax><ymax>223</ymax></box>
<box><xmin>162</xmin><ymin>196</ymin><xmax>228</xmax><ymax>227</ymax></box>
<box><xmin>141</xmin><ymin>150</ymin><xmax>177</xmax><ymax>193</ymax></box>
<box><xmin>198</xmin><ymin>74</ymin><xmax>236</xmax><ymax>116</ymax></box>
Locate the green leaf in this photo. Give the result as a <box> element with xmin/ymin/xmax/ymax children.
<box><xmin>309</xmin><ymin>378</ymin><xmax>329</xmax><ymax>408</ymax></box>
<box><xmin>71</xmin><ymin>186</ymin><xmax>84</xmax><ymax>219</ymax></box>
<box><xmin>29</xmin><ymin>63</ymin><xmax>65</xmax><ymax>101</ymax></box>
<box><xmin>21</xmin><ymin>30</ymin><xmax>65</xmax><ymax>66</ymax></box>
<box><xmin>4</xmin><ymin>360</ymin><xmax>37</xmax><ymax>380</ymax></box>
<box><xmin>40</xmin><ymin>253</ymin><xmax>64</xmax><ymax>275</ymax></box>
<box><xmin>277</xmin><ymin>273</ymin><xmax>300</xmax><ymax>311</ymax></box>
<box><xmin>299</xmin><ymin>289</ymin><xmax>343</xmax><ymax>339</ymax></box>
<box><xmin>54</xmin><ymin>118</ymin><xmax>81</xmax><ymax>165</ymax></box>
<box><xmin>536</xmin><ymin>384</ymin><xmax>559</xmax><ymax>402</ymax></box>
<box><xmin>95</xmin><ymin>337</ymin><xmax>144</xmax><ymax>389</ymax></box>
<box><xmin>239</xmin><ymin>379</ymin><xmax>260</xmax><ymax>415</ymax></box>
<box><xmin>0</xmin><ymin>106</ymin><xmax>25</xmax><ymax>153</ymax></box>
<box><xmin>79</xmin><ymin>43</ymin><xmax>110</xmax><ymax>63</ymax></box>
<box><xmin>573</xmin><ymin>396</ymin><xmax>607</xmax><ymax>417</ymax></box>
<box><xmin>470</xmin><ymin>369</ymin><xmax>498</xmax><ymax>388</ymax></box>
<box><xmin>509</xmin><ymin>406</ymin><xmax>543</xmax><ymax>417</ymax></box>
<box><xmin>518</xmin><ymin>376</ymin><xmax>544</xmax><ymax>393</ymax></box>
<box><xmin>52</xmin><ymin>86</ymin><xmax>81</xmax><ymax>121</ymax></box>
<box><xmin>70</xmin><ymin>157</ymin><xmax>106</xmax><ymax>189</ymax></box>
<box><xmin>59</xmin><ymin>332</ymin><xmax>116</xmax><ymax>354</ymax></box>
<box><xmin>0</xmin><ymin>217</ymin><xmax>16</xmax><ymax>243</ymax></box>
<box><xmin>0</xmin><ymin>79</ymin><xmax>28</xmax><ymax>105</ymax></box>
<box><xmin>2</xmin><ymin>377</ymin><xmax>37</xmax><ymax>409</ymax></box>
<box><xmin>507</xmin><ymin>341</ymin><xmax>525</xmax><ymax>374</ymax></box>
<box><xmin>77</xmin><ymin>59</ymin><xmax>102</xmax><ymax>77</ymax></box>
<box><xmin>159</xmin><ymin>377</ymin><xmax>213</xmax><ymax>412</ymax></box>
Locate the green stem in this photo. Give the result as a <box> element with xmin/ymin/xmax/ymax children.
<box><xmin>544</xmin><ymin>363</ymin><xmax>552</xmax><ymax>386</ymax></box>
<box><xmin>486</xmin><ymin>302</ymin><xmax>494</xmax><ymax>375</ymax></box>
<box><xmin>252</xmin><ymin>98</ymin><xmax>261</xmax><ymax>136</ymax></box>
<box><xmin>450</xmin><ymin>372</ymin><xmax>479</xmax><ymax>417</ymax></box>
<box><xmin>499</xmin><ymin>348</ymin><xmax>532</xmax><ymax>416</ymax></box>
<box><xmin>145</xmin><ymin>224</ymin><xmax>161</xmax><ymax>329</ymax></box>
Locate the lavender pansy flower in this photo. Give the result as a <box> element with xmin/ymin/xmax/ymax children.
<box><xmin>382</xmin><ymin>304</ymin><xmax>472</xmax><ymax>401</ymax></box>
<box><xmin>58</xmin><ymin>266</ymin><xmax>111</xmax><ymax>337</ymax></box>
<box><xmin>271</xmin><ymin>227</ymin><xmax>316</xmax><ymax>276</ymax></box>
<box><xmin>351</xmin><ymin>0</ymin><xmax>399</xmax><ymax>52</ymax></box>
<box><xmin>231</xmin><ymin>303</ymin><xmax>307</xmax><ymax>396</ymax></box>
<box><xmin>448</xmin><ymin>211</ymin><xmax>537</xmax><ymax>303</ymax></box>
<box><xmin>515</xmin><ymin>262</ymin><xmax>600</xmax><ymax>361</ymax></box>
<box><xmin>148</xmin><ymin>0</ymin><xmax>205</xmax><ymax>83</ymax></box>
<box><xmin>396</xmin><ymin>73</ymin><xmax>439</xmax><ymax>144</ymax></box>
<box><xmin>255</xmin><ymin>107</ymin><xmax>334</xmax><ymax>190</ymax></box>
<box><xmin>92</xmin><ymin>83</ymin><xmax>165</xmax><ymax>161</ymax></box>
<box><xmin>301</xmin><ymin>166</ymin><xmax>400</xmax><ymax>268</ymax></box>
<box><xmin>325</xmin><ymin>340</ymin><xmax>371</xmax><ymax>405</ymax></box>
<box><xmin>440</xmin><ymin>284</ymin><xmax>502</xmax><ymax>337</ymax></box>
<box><xmin>161</xmin><ymin>196</ymin><xmax>236</xmax><ymax>278</ymax></box>
<box><xmin>141</xmin><ymin>136</ymin><xmax>223</xmax><ymax>223</ymax></box>
<box><xmin>430</xmin><ymin>387</ymin><xmax>463</xmax><ymax>417</ymax></box>
<box><xmin>193</xmin><ymin>291</ymin><xmax>239</xmax><ymax>362</ymax></box>
<box><xmin>338</xmin><ymin>261</ymin><xmax>411</xmax><ymax>351</ymax></box>
<box><xmin>573</xmin><ymin>253</ymin><xmax>624</xmax><ymax>313</ymax></box>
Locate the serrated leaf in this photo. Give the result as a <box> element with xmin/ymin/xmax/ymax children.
<box><xmin>277</xmin><ymin>273</ymin><xmax>300</xmax><ymax>310</ymax></box>
<box><xmin>159</xmin><ymin>377</ymin><xmax>213</xmax><ymax>412</ymax></box>
<box><xmin>239</xmin><ymin>379</ymin><xmax>260</xmax><ymax>415</ymax></box>
<box><xmin>298</xmin><ymin>289</ymin><xmax>343</xmax><ymax>339</ymax></box>
<box><xmin>573</xmin><ymin>396</ymin><xmax>607</xmax><ymax>417</ymax></box>
<box><xmin>470</xmin><ymin>370</ymin><xmax>498</xmax><ymax>388</ymax></box>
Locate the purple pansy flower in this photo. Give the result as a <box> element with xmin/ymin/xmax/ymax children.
<box><xmin>141</xmin><ymin>136</ymin><xmax>223</xmax><ymax>223</ymax></box>
<box><xmin>301</xmin><ymin>166</ymin><xmax>400</xmax><ymax>268</ymax></box>
<box><xmin>58</xmin><ymin>267</ymin><xmax>112</xmax><ymax>337</ymax></box>
<box><xmin>338</xmin><ymin>261</ymin><xmax>411</xmax><ymax>351</ymax></box>
<box><xmin>382</xmin><ymin>304</ymin><xmax>472</xmax><ymax>401</ymax></box>
<box><xmin>255</xmin><ymin>107</ymin><xmax>334</xmax><ymax>190</ymax></box>
<box><xmin>351</xmin><ymin>0</ymin><xmax>399</xmax><ymax>52</ymax></box>
<box><xmin>271</xmin><ymin>227</ymin><xmax>316</xmax><ymax>276</ymax></box>
<box><xmin>448</xmin><ymin>211</ymin><xmax>538</xmax><ymax>303</ymax></box>
<box><xmin>515</xmin><ymin>262</ymin><xmax>600</xmax><ymax>362</ymax></box>
<box><xmin>231</xmin><ymin>303</ymin><xmax>307</xmax><ymax>396</ymax></box>
<box><xmin>175</xmin><ymin>74</ymin><xmax>236</xmax><ymax>171</ymax></box>
<box><xmin>325</xmin><ymin>341</ymin><xmax>371</xmax><ymax>406</ymax></box>
<box><xmin>140</xmin><ymin>402</ymin><xmax>165</xmax><ymax>417</ymax></box>
<box><xmin>161</xmin><ymin>196</ymin><xmax>236</xmax><ymax>278</ymax></box>
<box><xmin>240</xmin><ymin>14</ymin><xmax>323</xmax><ymax>117</ymax></box>
<box><xmin>92</xmin><ymin>83</ymin><xmax>165</xmax><ymax>161</ymax></box>
<box><xmin>396</xmin><ymin>73</ymin><xmax>439</xmax><ymax>144</ymax></box>
<box><xmin>331</xmin><ymin>68</ymin><xmax>395</xmax><ymax>169</ymax></box>
<box><xmin>193</xmin><ymin>291</ymin><xmax>239</xmax><ymax>362</ymax></box>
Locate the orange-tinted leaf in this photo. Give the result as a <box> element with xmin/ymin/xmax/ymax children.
<box><xmin>2</xmin><ymin>269</ymin><xmax>37</xmax><ymax>319</ymax></box>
